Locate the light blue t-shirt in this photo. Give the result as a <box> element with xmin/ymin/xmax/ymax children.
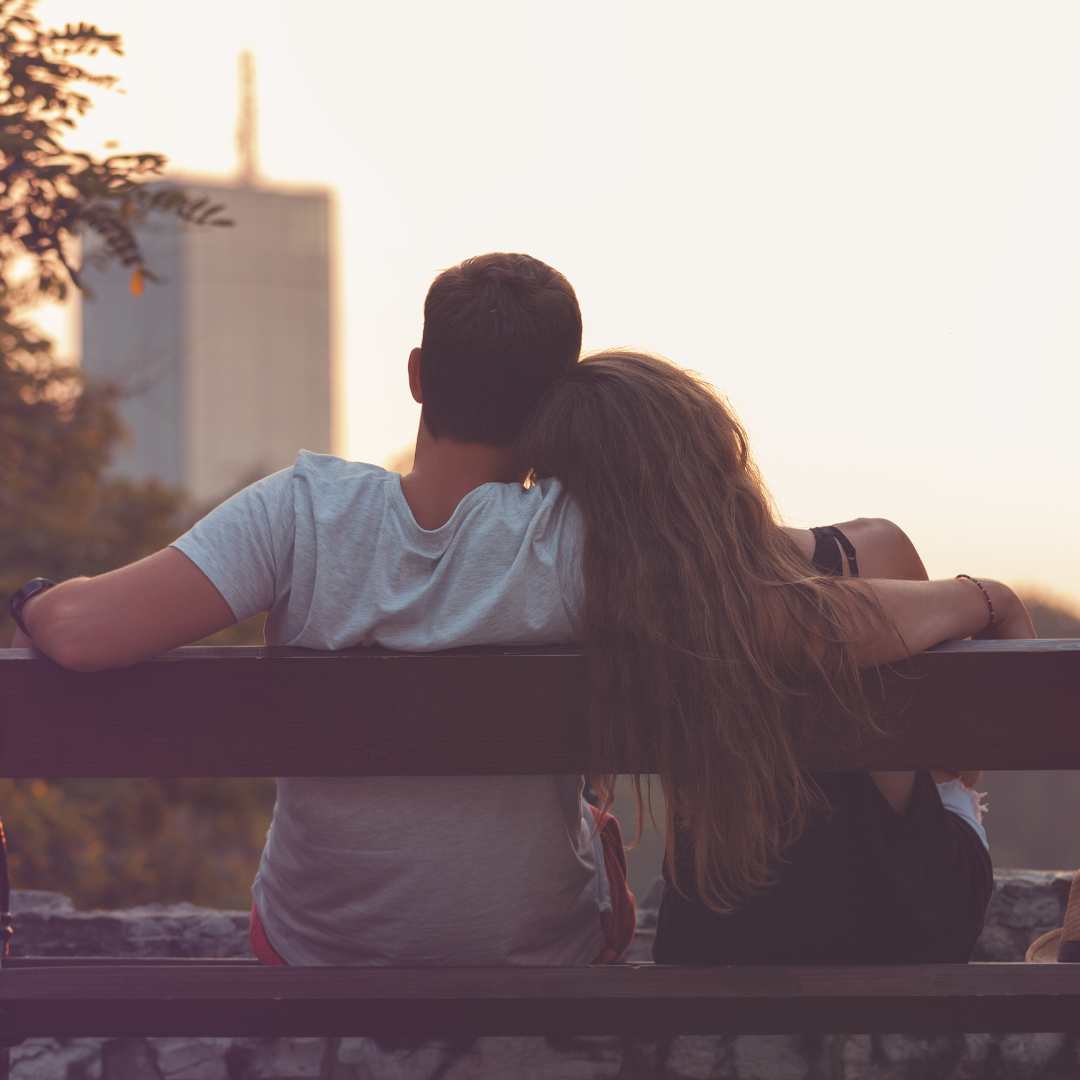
<box><xmin>172</xmin><ymin>451</ymin><xmax>606</xmax><ymax>966</ymax></box>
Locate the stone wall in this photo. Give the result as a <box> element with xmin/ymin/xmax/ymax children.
<box><xmin>5</xmin><ymin>871</ymin><xmax>1077</xmax><ymax>1080</ymax></box>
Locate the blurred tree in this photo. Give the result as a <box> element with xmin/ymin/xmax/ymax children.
<box><xmin>0</xmin><ymin>0</ymin><xmax>229</xmax><ymax>304</ymax></box>
<box><xmin>1</xmin><ymin>1</ymin><xmax>272</xmax><ymax>911</ymax></box>
<box><xmin>1018</xmin><ymin>591</ymin><xmax>1080</xmax><ymax>639</ymax></box>
<box><xmin>0</xmin><ymin>777</ymin><xmax>276</xmax><ymax>910</ymax></box>
<box><xmin>0</xmin><ymin>0</ymin><xmax>231</xmax><ymax>638</ymax></box>
<box><xmin>0</xmin><ymin>323</ymin><xmax>267</xmax><ymax>643</ymax></box>
<box><xmin>0</xmin><ymin>330</ymin><xmax>184</xmax><ymax>639</ymax></box>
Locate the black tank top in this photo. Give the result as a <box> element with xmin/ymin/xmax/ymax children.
<box><xmin>651</xmin><ymin>526</ymin><xmax>993</xmax><ymax>964</ymax></box>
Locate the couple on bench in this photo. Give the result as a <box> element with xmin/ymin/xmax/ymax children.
<box><xmin>11</xmin><ymin>253</ymin><xmax>1034</xmax><ymax>968</ymax></box>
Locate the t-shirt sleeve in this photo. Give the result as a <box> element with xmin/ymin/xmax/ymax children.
<box><xmin>171</xmin><ymin>468</ymin><xmax>295</xmax><ymax>622</ymax></box>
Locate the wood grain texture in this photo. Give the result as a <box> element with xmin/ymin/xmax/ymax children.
<box><xmin>2</xmin><ymin>641</ymin><xmax>1080</xmax><ymax>776</ymax></box>
<box><xmin>3</xmin><ymin>645</ymin><xmax>1077</xmax><ymax>1040</ymax></box>
<box><xmin>0</xmin><ymin>962</ymin><xmax>1077</xmax><ymax>1036</ymax></box>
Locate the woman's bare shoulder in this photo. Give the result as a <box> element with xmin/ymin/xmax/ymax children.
<box><xmin>833</xmin><ymin>517</ymin><xmax>928</xmax><ymax>581</ymax></box>
<box><xmin>781</xmin><ymin>526</ymin><xmax>817</xmax><ymax>564</ymax></box>
<box><xmin>782</xmin><ymin>519</ymin><xmax>927</xmax><ymax>580</ymax></box>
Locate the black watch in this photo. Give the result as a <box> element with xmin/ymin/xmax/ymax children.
<box><xmin>9</xmin><ymin>579</ymin><xmax>56</xmax><ymax>637</ymax></box>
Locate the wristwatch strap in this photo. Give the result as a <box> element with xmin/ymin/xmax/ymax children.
<box><xmin>9</xmin><ymin>579</ymin><xmax>56</xmax><ymax>637</ymax></box>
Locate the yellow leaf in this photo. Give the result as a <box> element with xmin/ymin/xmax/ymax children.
<box><xmin>129</xmin><ymin>268</ymin><xmax>144</xmax><ymax>297</ymax></box>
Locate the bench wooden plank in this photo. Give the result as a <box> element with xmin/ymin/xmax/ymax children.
<box><xmin>2</xmin><ymin>641</ymin><xmax>1079</xmax><ymax>776</ymax></box>
<box><xmin>1</xmin><ymin>645</ymin><xmax>1077</xmax><ymax>1041</ymax></box>
<box><xmin>0</xmin><ymin>963</ymin><xmax>1077</xmax><ymax>1036</ymax></box>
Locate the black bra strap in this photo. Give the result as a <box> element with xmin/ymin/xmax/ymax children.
<box><xmin>827</xmin><ymin>525</ymin><xmax>859</xmax><ymax>578</ymax></box>
<box><xmin>810</xmin><ymin>527</ymin><xmax>842</xmax><ymax>577</ymax></box>
<box><xmin>809</xmin><ymin>525</ymin><xmax>860</xmax><ymax>579</ymax></box>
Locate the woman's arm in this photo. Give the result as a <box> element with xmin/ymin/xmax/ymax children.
<box><xmin>786</xmin><ymin>519</ymin><xmax>1035</xmax><ymax>812</ymax></box>
<box><xmin>806</xmin><ymin>519</ymin><xmax>930</xmax><ymax>811</ymax></box>
<box><xmin>786</xmin><ymin>517</ymin><xmax>1033</xmax><ymax>658</ymax></box>
<box><xmin>850</xmin><ymin>570</ymin><xmax>1033</xmax><ymax>807</ymax></box>
<box><xmin>852</xmin><ymin>572</ymin><xmax>1033</xmax><ymax>659</ymax></box>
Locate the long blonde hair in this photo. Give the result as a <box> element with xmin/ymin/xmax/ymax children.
<box><xmin>519</xmin><ymin>351</ymin><xmax>890</xmax><ymax>913</ymax></box>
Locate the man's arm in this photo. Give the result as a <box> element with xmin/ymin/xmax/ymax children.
<box><xmin>13</xmin><ymin>548</ymin><xmax>237</xmax><ymax>671</ymax></box>
<box><xmin>16</xmin><ymin>522</ymin><xmax>1030</xmax><ymax>680</ymax></box>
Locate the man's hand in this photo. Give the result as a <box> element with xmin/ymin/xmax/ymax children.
<box><xmin>19</xmin><ymin>548</ymin><xmax>238</xmax><ymax>672</ymax></box>
<box><xmin>10</xmin><ymin>625</ymin><xmax>34</xmax><ymax>649</ymax></box>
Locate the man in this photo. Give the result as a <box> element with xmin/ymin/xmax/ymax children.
<box><xmin>11</xmin><ymin>252</ymin><xmax>634</xmax><ymax>966</ymax></box>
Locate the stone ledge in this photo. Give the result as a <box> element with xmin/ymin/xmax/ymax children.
<box><xmin>3</xmin><ymin>870</ymin><xmax>1075</xmax><ymax>1080</ymax></box>
<box><xmin>972</xmin><ymin>869</ymin><xmax>1073</xmax><ymax>962</ymax></box>
<box><xmin>9</xmin><ymin>868</ymin><xmax>1068</xmax><ymax>964</ymax></box>
<box><xmin>8</xmin><ymin>891</ymin><xmax>252</xmax><ymax>960</ymax></box>
<box><xmin>11</xmin><ymin>1031</ymin><xmax>1080</xmax><ymax>1080</ymax></box>
<box><xmin>626</xmin><ymin>869</ymin><xmax>1074</xmax><ymax>965</ymax></box>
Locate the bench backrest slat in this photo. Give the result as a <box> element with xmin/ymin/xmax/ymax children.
<box><xmin>1</xmin><ymin>640</ymin><xmax>1078</xmax><ymax>777</ymax></box>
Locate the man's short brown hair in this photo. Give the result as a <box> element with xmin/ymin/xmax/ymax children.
<box><xmin>419</xmin><ymin>253</ymin><xmax>582</xmax><ymax>445</ymax></box>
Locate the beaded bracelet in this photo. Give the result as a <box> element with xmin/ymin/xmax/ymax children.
<box><xmin>956</xmin><ymin>574</ymin><xmax>995</xmax><ymax>631</ymax></box>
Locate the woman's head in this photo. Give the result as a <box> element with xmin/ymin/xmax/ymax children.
<box><xmin>519</xmin><ymin>351</ymin><xmax>885</xmax><ymax>912</ymax></box>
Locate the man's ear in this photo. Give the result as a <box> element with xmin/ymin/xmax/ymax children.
<box><xmin>408</xmin><ymin>348</ymin><xmax>423</xmax><ymax>404</ymax></box>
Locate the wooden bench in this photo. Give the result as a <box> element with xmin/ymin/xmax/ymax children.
<box><xmin>1</xmin><ymin>638</ymin><xmax>1079</xmax><ymax>1043</ymax></box>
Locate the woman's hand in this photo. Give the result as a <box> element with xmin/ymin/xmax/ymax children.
<box><xmin>968</xmin><ymin>579</ymin><xmax>1036</xmax><ymax>641</ymax></box>
<box><xmin>933</xmin><ymin>769</ymin><xmax>985</xmax><ymax>788</ymax></box>
<box><xmin>929</xmin><ymin>579</ymin><xmax>1033</xmax><ymax>791</ymax></box>
<box><xmin>853</xmin><ymin>575</ymin><xmax>1032</xmax><ymax>664</ymax></box>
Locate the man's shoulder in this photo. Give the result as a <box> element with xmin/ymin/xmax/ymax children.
<box><xmin>474</xmin><ymin>476</ymin><xmax>577</xmax><ymax>528</ymax></box>
<box><xmin>293</xmin><ymin>450</ymin><xmax>387</xmax><ymax>481</ymax></box>
<box><xmin>291</xmin><ymin>451</ymin><xmax>392</xmax><ymax>500</ymax></box>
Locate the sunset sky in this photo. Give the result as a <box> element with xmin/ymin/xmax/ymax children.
<box><xmin>35</xmin><ymin>0</ymin><xmax>1080</xmax><ymax>605</ymax></box>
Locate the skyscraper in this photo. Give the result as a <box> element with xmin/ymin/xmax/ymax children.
<box><xmin>81</xmin><ymin>55</ymin><xmax>333</xmax><ymax>504</ymax></box>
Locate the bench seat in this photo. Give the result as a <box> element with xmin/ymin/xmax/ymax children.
<box><xmin>0</xmin><ymin>959</ymin><xmax>1078</xmax><ymax>1038</ymax></box>
<box><xmin>3</xmin><ymin>641</ymin><xmax>1080</xmax><ymax>1041</ymax></box>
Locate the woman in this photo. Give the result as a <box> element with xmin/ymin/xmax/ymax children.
<box><xmin>518</xmin><ymin>350</ymin><xmax>1033</xmax><ymax>964</ymax></box>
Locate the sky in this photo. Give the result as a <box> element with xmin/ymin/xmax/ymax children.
<box><xmin>33</xmin><ymin>0</ymin><xmax>1080</xmax><ymax>606</ymax></box>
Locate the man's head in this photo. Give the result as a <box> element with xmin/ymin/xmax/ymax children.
<box><xmin>417</xmin><ymin>253</ymin><xmax>581</xmax><ymax>446</ymax></box>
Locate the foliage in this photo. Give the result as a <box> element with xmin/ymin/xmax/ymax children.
<box><xmin>0</xmin><ymin>777</ymin><xmax>276</xmax><ymax>910</ymax></box>
<box><xmin>0</xmin><ymin>328</ymin><xmax>271</xmax><ymax>908</ymax></box>
<box><xmin>0</xmin><ymin>0</ymin><xmax>238</xmax><ymax>642</ymax></box>
<box><xmin>0</xmin><ymin>0</ymin><xmax>233</xmax><ymax>608</ymax></box>
<box><xmin>0</xmin><ymin>2</ymin><xmax>271</xmax><ymax>912</ymax></box>
<box><xmin>0</xmin><ymin>0</ymin><xmax>229</xmax><ymax>306</ymax></box>
<box><xmin>0</xmin><ymin>344</ymin><xmax>272</xmax><ymax>908</ymax></box>
<box><xmin>1017</xmin><ymin>591</ymin><xmax>1080</xmax><ymax>639</ymax></box>
<box><xmin>0</xmin><ymin>350</ymin><xmax>184</xmax><ymax>640</ymax></box>
<box><xmin>0</xmin><ymin>305</ymin><xmax>267</xmax><ymax>643</ymax></box>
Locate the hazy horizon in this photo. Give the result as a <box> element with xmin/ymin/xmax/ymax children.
<box><xmin>32</xmin><ymin>0</ymin><xmax>1080</xmax><ymax>607</ymax></box>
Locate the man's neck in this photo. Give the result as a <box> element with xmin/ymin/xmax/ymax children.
<box><xmin>398</xmin><ymin>421</ymin><xmax>524</xmax><ymax>531</ymax></box>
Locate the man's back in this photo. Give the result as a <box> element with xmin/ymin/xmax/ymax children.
<box><xmin>12</xmin><ymin>253</ymin><xmax>612</xmax><ymax>964</ymax></box>
<box><xmin>171</xmin><ymin>451</ymin><xmax>606</xmax><ymax>965</ymax></box>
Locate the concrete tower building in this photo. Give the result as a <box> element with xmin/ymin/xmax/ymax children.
<box><xmin>81</xmin><ymin>54</ymin><xmax>333</xmax><ymax>504</ymax></box>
